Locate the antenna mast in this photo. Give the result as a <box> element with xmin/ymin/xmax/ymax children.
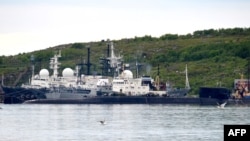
<box><xmin>185</xmin><ymin>64</ymin><xmax>190</xmax><ymax>89</ymax></box>
<box><xmin>155</xmin><ymin>64</ymin><xmax>160</xmax><ymax>90</ymax></box>
<box><xmin>50</xmin><ymin>50</ymin><xmax>61</xmax><ymax>78</ymax></box>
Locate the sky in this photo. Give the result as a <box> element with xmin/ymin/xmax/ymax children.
<box><xmin>0</xmin><ymin>0</ymin><xmax>250</xmax><ymax>56</ymax></box>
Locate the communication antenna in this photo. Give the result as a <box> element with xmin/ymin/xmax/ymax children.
<box><xmin>185</xmin><ymin>64</ymin><xmax>190</xmax><ymax>89</ymax></box>
<box><xmin>30</xmin><ymin>54</ymin><xmax>35</xmax><ymax>78</ymax></box>
<box><xmin>155</xmin><ymin>64</ymin><xmax>160</xmax><ymax>90</ymax></box>
<box><xmin>50</xmin><ymin>50</ymin><xmax>61</xmax><ymax>78</ymax></box>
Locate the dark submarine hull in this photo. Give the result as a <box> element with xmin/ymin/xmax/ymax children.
<box><xmin>23</xmin><ymin>97</ymin><xmax>250</xmax><ymax>107</ymax></box>
<box><xmin>24</xmin><ymin>96</ymin><xmax>201</xmax><ymax>104</ymax></box>
<box><xmin>23</xmin><ymin>96</ymin><xmax>250</xmax><ymax>106</ymax></box>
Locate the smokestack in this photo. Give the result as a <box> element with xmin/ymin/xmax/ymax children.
<box><xmin>107</xmin><ymin>42</ymin><xmax>110</xmax><ymax>58</ymax></box>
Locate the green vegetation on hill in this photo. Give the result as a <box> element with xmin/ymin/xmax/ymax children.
<box><xmin>1</xmin><ymin>27</ymin><xmax>250</xmax><ymax>96</ymax></box>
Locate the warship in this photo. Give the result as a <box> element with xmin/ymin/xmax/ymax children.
<box><xmin>2</xmin><ymin>41</ymin><xmax>193</xmax><ymax>104</ymax></box>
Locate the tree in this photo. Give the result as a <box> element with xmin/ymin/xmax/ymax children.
<box><xmin>71</xmin><ymin>43</ymin><xmax>85</xmax><ymax>49</ymax></box>
<box><xmin>160</xmin><ymin>34</ymin><xmax>178</xmax><ymax>40</ymax></box>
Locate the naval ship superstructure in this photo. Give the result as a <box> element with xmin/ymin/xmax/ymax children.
<box><xmin>1</xmin><ymin>46</ymin><xmax>113</xmax><ymax>103</ymax></box>
<box><xmin>2</xmin><ymin>41</ymin><xmax>192</xmax><ymax>104</ymax></box>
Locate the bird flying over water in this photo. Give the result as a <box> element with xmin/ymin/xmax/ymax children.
<box><xmin>99</xmin><ymin>120</ymin><xmax>106</xmax><ymax>125</ymax></box>
<box><xmin>217</xmin><ymin>101</ymin><xmax>227</xmax><ymax>109</ymax></box>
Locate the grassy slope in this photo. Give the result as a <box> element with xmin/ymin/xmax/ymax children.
<box><xmin>1</xmin><ymin>31</ymin><xmax>250</xmax><ymax>96</ymax></box>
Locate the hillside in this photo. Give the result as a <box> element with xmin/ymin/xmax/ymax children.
<box><xmin>1</xmin><ymin>27</ymin><xmax>250</xmax><ymax>96</ymax></box>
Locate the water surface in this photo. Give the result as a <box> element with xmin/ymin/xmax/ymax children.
<box><xmin>0</xmin><ymin>104</ymin><xmax>249</xmax><ymax>141</ymax></box>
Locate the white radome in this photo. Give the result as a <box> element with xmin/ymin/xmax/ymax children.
<box><xmin>62</xmin><ymin>68</ymin><xmax>74</xmax><ymax>77</ymax></box>
<box><xmin>39</xmin><ymin>69</ymin><xmax>49</xmax><ymax>78</ymax></box>
<box><xmin>123</xmin><ymin>70</ymin><xmax>133</xmax><ymax>78</ymax></box>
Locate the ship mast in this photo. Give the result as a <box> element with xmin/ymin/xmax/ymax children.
<box><xmin>135</xmin><ymin>60</ymin><xmax>139</xmax><ymax>78</ymax></box>
<box><xmin>155</xmin><ymin>64</ymin><xmax>160</xmax><ymax>90</ymax></box>
<box><xmin>50</xmin><ymin>50</ymin><xmax>61</xmax><ymax>78</ymax></box>
<box><xmin>30</xmin><ymin>54</ymin><xmax>35</xmax><ymax>79</ymax></box>
<box><xmin>185</xmin><ymin>64</ymin><xmax>190</xmax><ymax>89</ymax></box>
<box><xmin>109</xmin><ymin>42</ymin><xmax>123</xmax><ymax>77</ymax></box>
<box><xmin>99</xmin><ymin>41</ymin><xmax>123</xmax><ymax>77</ymax></box>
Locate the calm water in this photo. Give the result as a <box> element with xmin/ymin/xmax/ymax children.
<box><xmin>0</xmin><ymin>103</ymin><xmax>249</xmax><ymax>141</ymax></box>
